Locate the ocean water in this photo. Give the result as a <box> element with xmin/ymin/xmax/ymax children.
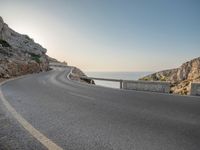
<box><xmin>85</xmin><ymin>72</ymin><xmax>152</xmax><ymax>88</ymax></box>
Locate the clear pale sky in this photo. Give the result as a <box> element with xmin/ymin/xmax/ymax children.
<box><xmin>0</xmin><ymin>0</ymin><xmax>200</xmax><ymax>71</ymax></box>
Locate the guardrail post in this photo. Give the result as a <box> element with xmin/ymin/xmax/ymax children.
<box><xmin>120</xmin><ymin>80</ymin><xmax>123</xmax><ymax>89</ymax></box>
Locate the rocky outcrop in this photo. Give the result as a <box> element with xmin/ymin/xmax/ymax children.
<box><xmin>140</xmin><ymin>57</ymin><xmax>200</xmax><ymax>95</ymax></box>
<box><xmin>0</xmin><ymin>16</ymin><xmax>49</xmax><ymax>80</ymax></box>
<box><xmin>48</xmin><ymin>56</ymin><xmax>68</xmax><ymax>67</ymax></box>
<box><xmin>70</xmin><ymin>67</ymin><xmax>95</xmax><ymax>84</ymax></box>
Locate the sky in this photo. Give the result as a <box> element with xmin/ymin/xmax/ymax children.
<box><xmin>0</xmin><ymin>0</ymin><xmax>200</xmax><ymax>72</ymax></box>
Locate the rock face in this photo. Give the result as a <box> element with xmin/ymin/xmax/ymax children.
<box><xmin>70</xmin><ymin>67</ymin><xmax>95</xmax><ymax>84</ymax></box>
<box><xmin>140</xmin><ymin>57</ymin><xmax>200</xmax><ymax>95</ymax></box>
<box><xmin>0</xmin><ymin>16</ymin><xmax>49</xmax><ymax>79</ymax></box>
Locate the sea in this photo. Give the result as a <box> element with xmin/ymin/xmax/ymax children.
<box><xmin>85</xmin><ymin>72</ymin><xmax>152</xmax><ymax>89</ymax></box>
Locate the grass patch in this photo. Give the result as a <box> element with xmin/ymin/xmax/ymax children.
<box><xmin>29</xmin><ymin>52</ymin><xmax>41</xmax><ymax>63</ymax></box>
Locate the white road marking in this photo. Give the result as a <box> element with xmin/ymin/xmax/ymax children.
<box><xmin>68</xmin><ymin>91</ymin><xmax>95</xmax><ymax>100</ymax></box>
<box><xmin>49</xmin><ymin>69</ymin><xmax>95</xmax><ymax>100</ymax></box>
<box><xmin>0</xmin><ymin>83</ymin><xmax>63</xmax><ymax>150</ymax></box>
<box><xmin>66</xmin><ymin>67</ymin><xmax>73</xmax><ymax>80</ymax></box>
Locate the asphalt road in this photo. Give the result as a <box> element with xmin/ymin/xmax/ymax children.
<box><xmin>1</xmin><ymin>67</ymin><xmax>200</xmax><ymax>150</ymax></box>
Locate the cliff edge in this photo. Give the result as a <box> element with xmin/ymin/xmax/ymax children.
<box><xmin>0</xmin><ymin>16</ymin><xmax>49</xmax><ymax>81</ymax></box>
<box><xmin>140</xmin><ymin>57</ymin><xmax>200</xmax><ymax>95</ymax></box>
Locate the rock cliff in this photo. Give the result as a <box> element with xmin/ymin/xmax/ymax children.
<box><xmin>140</xmin><ymin>57</ymin><xmax>200</xmax><ymax>95</ymax></box>
<box><xmin>0</xmin><ymin>16</ymin><xmax>49</xmax><ymax>80</ymax></box>
<box><xmin>70</xmin><ymin>67</ymin><xmax>95</xmax><ymax>84</ymax></box>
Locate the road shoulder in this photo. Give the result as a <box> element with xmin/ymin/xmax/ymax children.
<box><xmin>0</xmin><ymin>97</ymin><xmax>47</xmax><ymax>150</ymax></box>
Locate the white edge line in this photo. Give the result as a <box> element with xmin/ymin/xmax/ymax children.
<box><xmin>67</xmin><ymin>67</ymin><xmax>74</xmax><ymax>80</ymax></box>
<box><xmin>58</xmin><ymin>67</ymin><xmax>95</xmax><ymax>100</ymax></box>
<box><xmin>0</xmin><ymin>78</ymin><xmax>63</xmax><ymax>150</ymax></box>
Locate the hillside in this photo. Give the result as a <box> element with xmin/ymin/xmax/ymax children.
<box><xmin>0</xmin><ymin>16</ymin><xmax>49</xmax><ymax>80</ymax></box>
<box><xmin>140</xmin><ymin>57</ymin><xmax>200</xmax><ymax>95</ymax></box>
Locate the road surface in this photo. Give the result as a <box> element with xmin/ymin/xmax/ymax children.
<box><xmin>1</xmin><ymin>67</ymin><xmax>200</xmax><ymax>150</ymax></box>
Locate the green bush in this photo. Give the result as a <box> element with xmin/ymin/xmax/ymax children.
<box><xmin>31</xmin><ymin>56</ymin><xmax>41</xmax><ymax>63</ymax></box>
<box><xmin>160</xmin><ymin>77</ymin><xmax>167</xmax><ymax>81</ymax></box>
<box><xmin>29</xmin><ymin>52</ymin><xmax>41</xmax><ymax>63</ymax></box>
<box><xmin>0</xmin><ymin>39</ymin><xmax>11</xmax><ymax>47</ymax></box>
<box><xmin>140</xmin><ymin>77</ymin><xmax>150</xmax><ymax>81</ymax></box>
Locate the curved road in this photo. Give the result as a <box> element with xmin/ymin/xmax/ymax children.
<box><xmin>1</xmin><ymin>67</ymin><xmax>200</xmax><ymax>150</ymax></box>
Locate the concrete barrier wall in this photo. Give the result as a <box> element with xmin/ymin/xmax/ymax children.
<box><xmin>190</xmin><ymin>83</ymin><xmax>200</xmax><ymax>96</ymax></box>
<box><xmin>122</xmin><ymin>80</ymin><xmax>170</xmax><ymax>93</ymax></box>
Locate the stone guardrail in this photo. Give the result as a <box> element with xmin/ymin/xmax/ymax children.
<box><xmin>81</xmin><ymin>76</ymin><xmax>170</xmax><ymax>93</ymax></box>
<box><xmin>190</xmin><ymin>83</ymin><xmax>200</xmax><ymax>96</ymax></box>
<box><xmin>123</xmin><ymin>80</ymin><xmax>170</xmax><ymax>93</ymax></box>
